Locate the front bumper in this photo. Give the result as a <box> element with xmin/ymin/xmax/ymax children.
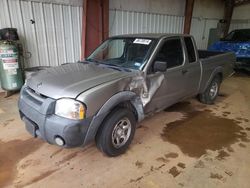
<box><xmin>18</xmin><ymin>86</ymin><xmax>92</xmax><ymax>147</ymax></box>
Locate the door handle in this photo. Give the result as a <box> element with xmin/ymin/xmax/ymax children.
<box><xmin>182</xmin><ymin>69</ymin><xmax>188</xmax><ymax>74</ymax></box>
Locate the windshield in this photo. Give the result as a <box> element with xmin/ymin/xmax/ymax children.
<box><xmin>87</xmin><ymin>38</ymin><xmax>156</xmax><ymax>70</ymax></box>
<box><xmin>223</xmin><ymin>29</ymin><xmax>250</xmax><ymax>42</ymax></box>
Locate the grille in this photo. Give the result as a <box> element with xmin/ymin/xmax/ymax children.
<box><xmin>23</xmin><ymin>87</ymin><xmax>47</xmax><ymax>106</ymax></box>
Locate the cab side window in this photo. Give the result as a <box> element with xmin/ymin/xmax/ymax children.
<box><xmin>184</xmin><ymin>37</ymin><xmax>196</xmax><ymax>63</ymax></box>
<box><xmin>154</xmin><ymin>38</ymin><xmax>184</xmax><ymax>69</ymax></box>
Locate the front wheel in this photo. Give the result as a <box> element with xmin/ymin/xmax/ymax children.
<box><xmin>96</xmin><ymin>108</ymin><xmax>136</xmax><ymax>157</ymax></box>
<box><xmin>198</xmin><ymin>75</ymin><xmax>221</xmax><ymax>104</ymax></box>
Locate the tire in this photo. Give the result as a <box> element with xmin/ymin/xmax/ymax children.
<box><xmin>198</xmin><ymin>75</ymin><xmax>221</xmax><ymax>105</ymax></box>
<box><xmin>96</xmin><ymin>108</ymin><xmax>136</xmax><ymax>157</ymax></box>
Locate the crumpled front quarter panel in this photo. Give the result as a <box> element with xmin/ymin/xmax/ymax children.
<box><xmin>77</xmin><ymin>76</ymin><xmax>136</xmax><ymax>117</ymax></box>
<box><xmin>77</xmin><ymin>71</ymin><xmax>165</xmax><ymax>118</ymax></box>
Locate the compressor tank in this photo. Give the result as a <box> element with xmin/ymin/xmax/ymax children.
<box><xmin>0</xmin><ymin>40</ymin><xmax>23</xmax><ymax>91</ymax></box>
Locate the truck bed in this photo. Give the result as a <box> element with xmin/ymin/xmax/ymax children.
<box><xmin>198</xmin><ymin>50</ymin><xmax>225</xmax><ymax>59</ymax></box>
<box><xmin>198</xmin><ymin>50</ymin><xmax>235</xmax><ymax>93</ymax></box>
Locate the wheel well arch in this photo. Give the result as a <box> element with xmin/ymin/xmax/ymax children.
<box><xmin>115</xmin><ymin>101</ymin><xmax>139</xmax><ymax>121</ymax></box>
<box><xmin>217</xmin><ymin>72</ymin><xmax>223</xmax><ymax>82</ymax></box>
<box><xmin>93</xmin><ymin>100</ymin><xmax>140</xmax><ymax>144</ymax></box>
<box><xmin>83</xmin><ymin>91</ymin><xmax>144</xmax><ymax>146</ymax></box>
<box><xmin>202</xmin><ymin>67</ymin><xmax>223</xmax><ymax>93</ymax></box>
<box><xmin>97</xmin><ymin>99</ymin><xmax>142</xmax><ymax>133</ymax></box>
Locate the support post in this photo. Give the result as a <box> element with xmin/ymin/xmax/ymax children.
<box><xmin>223</xmin><ymin>0</ymin><xmax>234</xmax><ymax>37</ymax></box>
<box><xmin>184</xmin><ymin>0</ymin><xmax>195</xmax><ymax>34</ymax></box>
<box><xmin>81</xmin><ymin>0</ymin><xmax>109</xmax><ymax>59</ymax></box>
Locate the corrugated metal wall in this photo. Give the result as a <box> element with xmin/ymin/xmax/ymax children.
<box><xmin>109</xmin><ymin>9</ymin><xmax>184</xmax><ymax>36</ymax></box>
<box><xmin>109</xmin><ymin>9</ymin><xmax>221</xmax><ymax>50</ymax></box>
<box><xmin>190</xmin><ymin>18</ymin><xmax>219</xmax><ymax>49</ymax></box>
<box><xmin>0</xmin><ymin>0</ymin><xmax>82</xmax><ymax>68</ymax></box>
<box><xmin>230</xmin><ymin>19</ymin><xmax>250</xmax><ymax>31</ymax></box>
<box><xmin>1</xmin><ymin>1</ymin><xmax>248</xmax><ymax>69</ymax></box>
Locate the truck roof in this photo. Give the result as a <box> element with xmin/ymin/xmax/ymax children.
<box><xmin>110</xmin><ymin>33</ymin><xmax>192</xmax><ymax>39</ymax></box>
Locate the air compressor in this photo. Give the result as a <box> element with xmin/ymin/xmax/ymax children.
<box><xmin>0</xmin><ymin>28</ymin><xmax>24</xmax><ymax>91</ymax></box>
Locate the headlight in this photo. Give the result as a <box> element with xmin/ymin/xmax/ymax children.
<box><xmin>55</xmin><ymin>98</ymin><xmax>86</xmax><ymax>120</ymax></box>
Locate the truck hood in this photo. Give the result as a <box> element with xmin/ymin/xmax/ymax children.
<box><xmin>26</xmin><ymin>63</ymin><xmax>132</xmax><ymax>99</ymax></box>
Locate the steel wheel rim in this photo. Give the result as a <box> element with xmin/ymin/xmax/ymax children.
<box><xmin>209</xmin><ymin>81</ymin><xmax>218</xmax><ymax>99</ymax></box>
<box><xmin>112</xmin><ymin>117</ymin><xmax>132</xmax><ymax>148</ymax></box>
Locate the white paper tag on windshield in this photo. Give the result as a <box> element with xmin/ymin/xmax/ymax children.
<box><xmin>133</xmin><ymin>39</ymin><xmax>151</xmax><ymax>45</ymax></box>
<box><xmin>134</xmin><ymin>62</ymin><xmax>141</xmax><ymax>67</ymax></box>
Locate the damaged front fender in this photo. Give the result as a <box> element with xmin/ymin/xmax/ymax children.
<box><xmin>80</xmin><ymin>71</ymin><xmax>165</xmax><ymax>146</ymax></box>
<box><xmin>82</xmin><ymin>91</ymin><xmax>143</xmax><ymax>145</ymax></box>
<box><xmin>128</xmin><ymin>72</ymin><xmax>165</xmax><ymax>106</ymax></box>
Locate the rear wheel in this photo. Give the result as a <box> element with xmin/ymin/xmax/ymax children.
<box><xmin>199</xmin><ymin>75</ymin><xmax>221</xmax><ymax>104</ymax></box>
<box><xmin>96</xmin><ymin>108</ymin><xmax>136</xmax><ymax>157</ymax></box>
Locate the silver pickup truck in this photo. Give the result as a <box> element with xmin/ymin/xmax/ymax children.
<box><xmin>18</xmin><ymin>34</ymin><xmax>235</xmax><ymax>156</ymax></box>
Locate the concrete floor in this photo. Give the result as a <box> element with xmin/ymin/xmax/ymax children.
<box><xmin>0</xmin><ymin>74</ymin><xmax>250</xmax><ymax>188</ymax></box>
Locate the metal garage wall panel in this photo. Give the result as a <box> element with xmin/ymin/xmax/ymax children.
<box><xmin>0</xmin><ymin>0</ymin><xmax>11</xmax><ymax>28</ymax></box>
<box><xmin>72</xmin><ymin>6</ymin><xmax>82</xmax><ymax>62</ymax></box>
<box><xmin>43</xmin><ymin>3</ymin><xmax>58</xmax><ymax>67</ymax></box>
<box><xmin>62</xmin><ymin>5</ymin><xmax>74</xmax><ymax>63</ymax></box>
<box><xmin>33</xmin><ymin>2</ymin><xmax>48</xmax><ymax>66</ymax></box>
<box><xmin>230</xmin><ymin>19</ymin><xmax>250</xmax><ymax>31</ymax></box>
<box><xmin>109</xmin><ymin>9</ymin><xmax>184</xmax><ymax>37</ymax></box>
<box><xmin>53</xmin><ymin>4</ymin><xmax>67</xmax><ymax>65</ymax></box>
<box><xmin>109</xmin><ymin>9</ymin><xmax>227</xmax><ymax>50</ymax></box>
<box><xmin>109</xmin><ymin>9</ymin><xmax>220</xmax><ymax>50</ymax></box>
<box><xmin>21</xmin><ymin>0</ymin><xmax>41</xmax><ymax>67</ymax></box>
<box><xmin>190</xmin><ymin>18</ymin><xmax>218</xmax><ymax>49</ymax></box>
<box><xmin>0</xmin><ymin>0</ymin><xmax>82</xmax><ymax>68</ymax></box>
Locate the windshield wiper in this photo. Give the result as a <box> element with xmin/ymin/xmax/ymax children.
<box><xmin>100</xmin><ymin>63</ymin><xmax>123</xmax><ymax>71</ymax></box>
<box><xmin>85</xmin><ymin>58</ymin><xmax>100</xmax><ymax>64</ymax></box>
<box><xmin>100</xmin><ymin>63</ymin><xmax>131</xmax><ymax>72</ymax></box>
<box><xmin>86</xmin><ymin>59</ymin><xmax>131</xmax><ymax>72</ymax></box>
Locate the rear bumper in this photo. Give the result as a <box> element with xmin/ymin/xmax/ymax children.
<box><xmin>18</xmin><ymin>86</ymin><xmax>92</xmax><ymax>147</ymax></box>
<box><xmin>235</xmin><ymin>58</ymin><xmax>250</xmax><ymax>71</ymax></box>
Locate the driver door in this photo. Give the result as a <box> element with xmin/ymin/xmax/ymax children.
<box><xmin>144</xmin><ymin>37</ymin><xmax>188</xmax><ymax>114</ymax></box>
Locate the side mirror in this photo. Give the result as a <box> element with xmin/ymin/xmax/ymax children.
<box><xmin>153</xmin><ymin>61</ymin><xmax>167</xmax><ymax>72</ymax></box>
